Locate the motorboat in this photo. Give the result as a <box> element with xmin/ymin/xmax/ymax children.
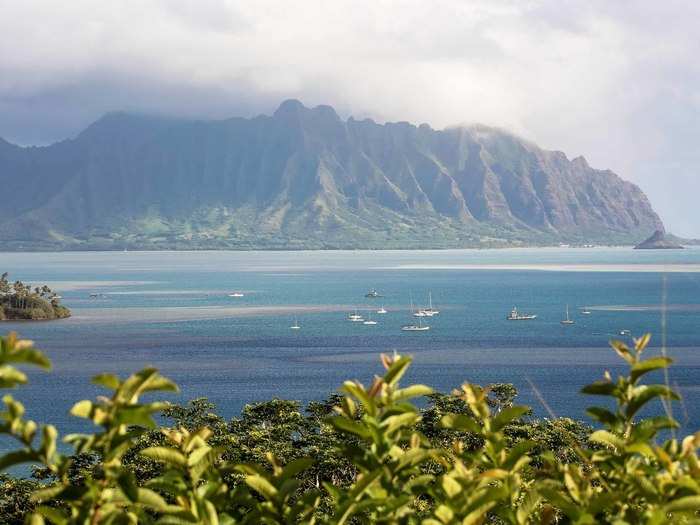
<box><xmin>507</xmin><ymin>307</ymin><xmax>537</xmax><ymax>320</ymax></box>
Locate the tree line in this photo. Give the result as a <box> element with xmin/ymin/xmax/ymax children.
<box><xmin>0</xmin><ymin>331</ymin><xmax>697</xmax><ymax>524</ymax></box>
<box><xmin>0</xmin><ymin>273</ymin><xmax>61</xmax><ymax>310</ymax></box>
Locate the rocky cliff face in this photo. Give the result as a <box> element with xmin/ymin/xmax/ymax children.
<box><xmin>0</xmin><ymin>100</ymin><xmax>664</xmax><ymax>249</ymax></box>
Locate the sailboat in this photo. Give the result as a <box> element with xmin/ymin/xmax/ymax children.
<box><xmin>423</xmin><ymin>292</ymin><xmax>439</xmax><ymax>316</ymax></box>
<box><xmin>363</xmin><ymin>313</ymin><xmax>377</xmax><ymax>325</ymax></box>
<box><xmin>560</xmin><ymin>305</ymin><xmax>575</xmax><ymax>325</ymax></box>
<box><xmin>229</xmin><ymin>292</ymin><xmax>244</xmax><ymax>298</ymax></box>
<box><xmin>403</xmin><ymin>295</ymin><xmax>430</xmax><ymax>330</ymax></box>
<box><xmin>408</xmin><ymin>294</ymin><xmax>423</xmax><ymax>317</ymax></box>
<box><xmin>376</xmin><ymin>305</ymin><xmax>388</xmax><ymax>314</ymax></box>
<box><xmin>412</xmin><ymin>294</ymin><xmax>428</xmax><ymax>317</ymax></box>
<box><xmin>402</xmin><ymin>317</ymin><xmax>430</xmax><ymax>331</ymax></box>
<box><xmin>581</xmin><ymin>307</ymin><xmax>592</xmax><ymax>315</ymax></box>
<box><xmin>290</xmin><ymin>316</ymin><xmax>301</xmax><ymax>330</ymax></box>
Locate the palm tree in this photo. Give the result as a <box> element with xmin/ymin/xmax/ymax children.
<box><xmin>0</xmin><ymin>273</ymin><xmax>9</xmax><ymax>301</ymax></box>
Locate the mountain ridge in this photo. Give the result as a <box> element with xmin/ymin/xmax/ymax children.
<box><xmin>0</xmin><ymin>100</ymin><xmax>664</xmax><ymax>250</ymax></box>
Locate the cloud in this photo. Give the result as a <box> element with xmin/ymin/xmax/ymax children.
<box><xmin>0</xmin><ymin>0</ymin><xmax>698</xmax><ymax>235</ymax></box>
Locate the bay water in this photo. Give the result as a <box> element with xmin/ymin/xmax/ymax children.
<box><xmin>1</xmin><ymin>247</ymin><xmax>699</xmax><ymax>439</ymax></box>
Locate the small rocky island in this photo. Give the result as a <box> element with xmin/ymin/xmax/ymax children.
<box><xmin>634</xmin><ymin>230</ymin><xmax>685</xmax><ymax>250</ymax></box>
<box><xmin>0</xmin><ymin>272</ymin><xmax>70</xmax><ymax>321</ymax></box>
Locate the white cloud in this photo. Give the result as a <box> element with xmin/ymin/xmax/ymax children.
<box><xmin>0</xmin><ymin>0</ymin><xmax>698</xmax><ymax>235</ymax></box>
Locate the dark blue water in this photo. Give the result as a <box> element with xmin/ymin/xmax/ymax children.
<box><xmin>1</xmin><ymin>248</ymin><xmax>699</xmax><ymax>441</ymax></box>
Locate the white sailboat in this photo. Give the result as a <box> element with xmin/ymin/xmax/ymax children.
<box><xmin>363</xmin><ymin>313</ymin><xmax>377</xmax><ymax>325</ymax></box>
<box><xmin>229</xmin><ymin>292</ymin><xmax>244</xmax><ymax>298</ymax></box>
<box><xmin>581</xmin><ymin>307</ymin><xmax>592</xmax><ymax>315</ymax></box>
<box><xmin>403</xmin><ymin>296</ymin><xmax>430</xmax><ymax>331</ymax></box>
<box><xmin>376</xmin><ymin>305</ymin><xmax>388</xmax><ymax>314</ymax></box>
<box><xmin>402</xmin><ymin>317</ymin><xmax>430</xmax><ymax>331</ymax></box>
<box><xmin>560</xmin><ymin>305</ymin><xmax>575</xmax><ymax>325</ymax></box>
<box><xmin>412</xmin><ymin>294</ymin><xmax>428</xmax><ymax>317</ymax></box>
<box><xmin>290</xmin><ymin>316</ymin><xmax>300</xmax><ymax>330</ymax></box>
<box><xmin>423</xmin><ymin>292</ymin><xmax>439</xmax><ymax>316</ymax></box>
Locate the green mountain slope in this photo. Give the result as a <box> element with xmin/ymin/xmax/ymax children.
<box><xmin>0</xmin><ymin>100</ymin><xmax>663</xmax><ymax>250</ymax></box>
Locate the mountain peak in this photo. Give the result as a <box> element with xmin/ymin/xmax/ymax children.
<box><xmin>312</xmin><ymin>104</ymin><xmax>340</xmax><ymax>120</ymax></box>
<box><xmin>273</xmin><ymin>100</ymin><xmax>341</xmax><ymax>123</ymax></box>
<box><xmin>273</xmin><ymin>99</ymin><xmax>306</xmax><ymax>117</ymax></box>
<box><xmin>572</xmin><ymin>155</ymin><xmax>589</xmax><ymax>168</ymax></box>
<box><xmin>0</xmin><ymin>100</ymin><xmax>665</xmax><ymax>250</ymax></box>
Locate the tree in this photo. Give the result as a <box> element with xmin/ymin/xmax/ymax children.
<box><xmin>0</xmin><ymin>331</ymin><xmax>697</xmax><ymax>524</ymax></box>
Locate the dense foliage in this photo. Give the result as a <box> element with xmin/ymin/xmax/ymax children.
<box><xmin>0</xmin><ymin>331</ymin><xmax>698</xmax><ymax>523</ymax></box>
<box><xmin>0</xmin><ymin>274</ymin><xmax>70</xmax><ymax>320</ymax></box>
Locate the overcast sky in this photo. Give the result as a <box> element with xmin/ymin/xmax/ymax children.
<box><xmin>1</xmin><ymin>0</ymin><xmax>698</xmax><ymax>235</ymax></box>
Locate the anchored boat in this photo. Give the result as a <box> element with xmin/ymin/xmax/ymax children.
<box><xmin>507</xmin><ymin>307</ymin><xmax>537</xmax><ymax>321</ymax></box>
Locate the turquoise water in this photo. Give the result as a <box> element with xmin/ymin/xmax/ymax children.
<box><xmin>1</xmin><ymin>248</ymin><xmax>699</xmax><ymax>439</ymax></box>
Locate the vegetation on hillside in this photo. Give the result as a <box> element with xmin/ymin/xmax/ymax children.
<box><xmin>0</xmin><ymin>331</ymin><xmax>698</xmax><ymax>523</ymax></box>
<box><xmin>0</xmin><ymin>104</ymin><xmax>663</xmax><ymax>252</ymax></box>
<box><xmin>0</xmin><ymin>273</ymin><xmax>70</xmax><ymax>321</ymax></box>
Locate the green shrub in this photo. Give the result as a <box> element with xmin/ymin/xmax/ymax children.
<box><xmin>0</xmin><ymin>331</ymin><xmax>698</xmax><ymax>524</ymax></box>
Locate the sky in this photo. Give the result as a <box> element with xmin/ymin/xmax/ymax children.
<box><xmin>1</xmin><ymin>0</ymin><xmax>698</xmax><ymax>236</ymax></box>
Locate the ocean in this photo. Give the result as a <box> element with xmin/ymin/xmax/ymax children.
<box><xmin>1</xmin><ymin>247</ymin><xmax>699</xmax><ymax>440</ymax></box>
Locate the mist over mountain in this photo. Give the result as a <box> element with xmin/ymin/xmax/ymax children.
<box><xmin>0</xmin><ymin>100</ymin><xmax>663</xmax><ymax>250</ymax></box>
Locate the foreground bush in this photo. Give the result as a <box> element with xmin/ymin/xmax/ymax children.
<box><xmin>0</xmin><ymin>331</ymin><xmax>698</xmax><ymax>524</ymax></box>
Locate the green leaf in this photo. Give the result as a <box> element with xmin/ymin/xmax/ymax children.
<box><xmin>610</xmin><ymin>340</ymin><xmax>634</xmax><ymax>364</ymax></box>
<box><xmin>5</xmin><ymin>347</ymin><xmax>52</xmax><ymax>369</ymax></box>
<box><xmin>113</xmin><ymin>405</ymin><xmax>160</xmax><ymax>427</ymax></box>
<box><xmin>434</xmin><ymin>504</ymin><xmax>454</xmax><ymax>523</ymax></box>
<box><xmin>586</xmin><ymin>407</ymin><xmax>619</xmax><ymax>426</ymax></box>
<box><xmin>34</xmin><ymin>506</ymin><xmax>68</xmax><ymax>525</ymax></box>
<box><xmin>26</xmin><ymin>514</ymin><xmax>45</xmax><ymax>525</ymax></box>
<box><xmin>381</xmin><ymin>412</ymin><xmax>419</xmax><ymax>434</ymax></box>
<box><xmin>69</xmin><ymin>400</ymin><xmax>93</xmax><ymax>419</ymax></box>
<box><xmin>462</xmin><ymin>502</ymin><xmax>498</xmax><ymax>525</ymax></box>
<box><xmin>328</xmin><ymin>416</ymin><xmax>371</xmax><ymax>438</ymax></box>
<box><xmin>630</xmin><ymin>357</ymin><xmax>672</xmax><ymax>383</ymax></box>
<box><xmin>589</xmin><ymin>430</ymin><xmax>625</xmax><ymax>450</ymax></box>
<box><xmin>136</xmin><ymin>487</ymin><xmax>170</xmax><ymax>510</ymax></box>
<box><xmin>0</xmin><ymin>449</ymin><xmax>38</xmax><ymax>470</ymax></box>
<box><xmin>186</xmin><ymin>445</ymin><xmax>212</xmax><ymax>467</ymax></box>
<box><xmin>340</xmin><ymin>382</ymin><xmax>372</xmax><ymax>410</ymax></box>
<box><xmin>392</xmin><ymin>384</ymin><xmax>433</xmax><ymax>402</ymax></box>
<box><xmin>665</xmin><ymin>495</ymin><xmax>700</xmax><ymax>513</ymax></box>
<box><xmin>117</xmin><ymin>471</ymin><xmax>139</xmax><ymax>502</ymax></box>
<box><xmin>516</xmin><ymin>489</ymin><xmax>542</xmax><ymax>525</ymax></box>
<box><xmin>581</xmin><ymin>382</ymin><xmax>617</xmax><ymax>396</ymax></box>
<box><xmin>440</xmin><ymin>413</ymin><xmax>481</xmax><ymax>433</ymax></box>
<box><xmin>441</xmin><ymin>476</ymin><xmax>461</xmax><ymax>498</ymax></box>
<box><xmin>383</xmin><ymin>355</ymin><xmax>413</xmax><ymax>386</ymax></box>
<box><xmin>626</xmin><ymin>385</ymin><xmax>679</xmax><ymax>419</ymax></box>
<box><xmin>503</xmin><ymin>440</ymin><xmax>536</xmax><ymax>470</ymax></box>
<box><xmin>245</xmin><ymin>474</ymin><xmax>278</xmax><ymax>500</ymax></box>
<box><xmin>92</xmin><ymin>373</ymin><xmax>121</xmax><ymax>390</ymax></box>
<box><xmin>492</xmin><ymin>405</ymin><xmax>529</xmax><ymax>431</ymax></box>
<box><xmin>140</xmin><ymin>374</ymin><xmax>179</xmax><ymax>394</ymax></box>
<box><xmin>280</xmin><ymin>458</ymin><xmax>314</xmax><ymax>481</ymax></box>
<box><xmin>0</xmin><ymin>365</ymin><xmax>28</xmax><ymax>388</ymax></box>
<box><xmin>141</xmin><ymin>447</ymin><xmax>187</xmax><ymax>467</ymax></box>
